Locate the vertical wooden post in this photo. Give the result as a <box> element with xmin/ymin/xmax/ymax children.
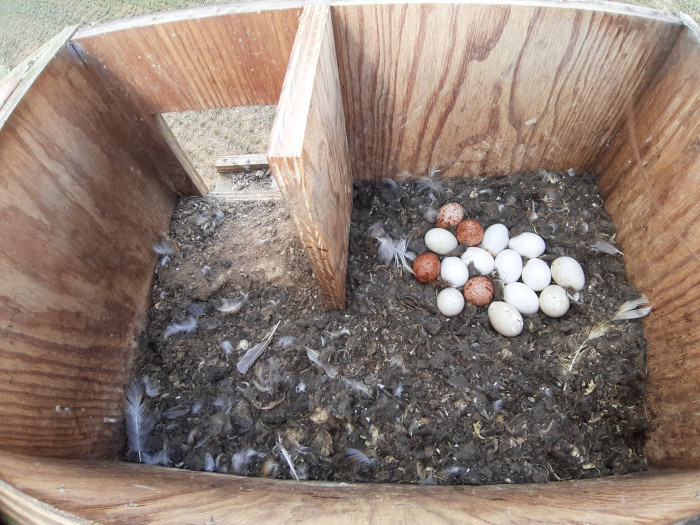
<box><xmin>268</xmin><ymin>3</ymin><xmax>353</xmax><ymax>309</ymax></box>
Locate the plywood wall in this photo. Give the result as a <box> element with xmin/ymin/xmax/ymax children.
<box><xmin>331</xmin><ymin>3</ymin><xmax>682</xmax><ymax>181</ymax></box>
<box><xmin>0</xmin><ymin>41</ymin><xmax>185</xmax><ymax>458</ymax></box>
<box><xmin>268</xmin><ymin>4</ymin><xmax>353</xmax><ymax>309</ymax></box>
<box><xmin>1</xmin><ymin>450</ymin><xmax>700</xmax><ymax>524</ymax></box>
<box><xmin>73</xmin><ymin>4</ymin><xmax>302</xmax><ymax>113</ymax></box>
<box><xmin>595</xmin><ymin>22</ymin><xmax>700</xmax><ymax>468</ymax></box>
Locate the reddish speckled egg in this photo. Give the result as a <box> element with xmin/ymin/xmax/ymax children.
<box><xmin>435</xmin><ymin>203</ymin><xmax>464</xmax><ymax>229</ymax></box>
<box><xmin>463</xmin><ymin>276</ymin><xmax>494</xmax><ymax>307</ymax></box>
<box><xmin>456</xmin><ymin>219</ymin><xmax>484</xmax><ymax>246</ymax></box>
<box><xmin>413</xmin><ymin>252</ymin><xmax>441</xmax><ymax>283</ymax></box>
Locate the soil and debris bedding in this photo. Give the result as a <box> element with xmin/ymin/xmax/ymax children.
<box><xmin>127</xmin><ymin>170</ymin><xmax>649</xmax><ymax>486</ymax></box>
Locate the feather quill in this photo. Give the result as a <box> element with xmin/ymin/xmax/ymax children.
<box><xmin>306</xmin><ymin>347</ymin><xmax>338</xmax><ymax>378</ymax></box>
<box><xmin>125</xmin><ymin>379</ymin><xmax>154</xmax><ymax>463</ymax></box>
<box><xmin>345</xmin><ymin>448</ymin><xmax>378</xmax><ymax>466</ymax></box>
<box><xmin>217</xmin><ymin>293</ymin><xmax>249</xmax><ymax>314</ymax></box>
<box><xmin>237</xmin><ymin>320</ymin><xmax>280</xmax><ymax>374</ymax></box>
<box><xmin>613</xmin><ymin>295</ymin><xmax>651</xmax><ymax>321</ymax></box>
<box><xmin>274</xmin><ymin>437</ymin><xmax>299</xmax><ymax>481</ymax></box>
<box><xmin>590</xmin><ymin>238</ymin><xmax>624</xmax><ymax>255</ymax></box>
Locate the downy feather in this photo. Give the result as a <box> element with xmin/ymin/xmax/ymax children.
<box><xmin>125</xmin><ymin>379</ymin><xmax>155</xmax><ymax>463</ymax></box>
<box><xmin>164</xmin><ymin>316</ymin><xmax>198</xmax><ymax>340</ymax></box>
<box><xmin>152</xmin><ymin>238</ymin><xmax>177</xmax><ymax>256</ymax></box>
<box><xmin>416</xmin><ymin>176</ymin><xmax>444</xmax><ymax>196</ymax></box>
<box><xmin>376</xmin><ymin>236</ymin><xmax>416</xmax><ymax>273</ymax></box>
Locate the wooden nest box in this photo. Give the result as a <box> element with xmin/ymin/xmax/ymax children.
<box><xmin>1</xmin><ymin>1</ymin><xmax>699</xmax><ymax>522</ymax></box>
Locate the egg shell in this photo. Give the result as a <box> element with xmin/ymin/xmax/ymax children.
<box><xmin>460</xmin><ymin>247</ymin><xmax>495</xmax><ymax>276</ymax></box>
<box><xmin>539</xmin><ymin>285</ymin><xmax>570</xmax><ymax>317</ymax></box>
<box><xmin>413</xmin><ymin>252</ymin><xmax>441</xmax><ymax>283</ymax></box>
<box><xmin>456</xmin><ymin>219</ymin><xmax>484</xmax><ymax>246</ymax></box>
<box><xmin>435</xmin><ymin>203</ymin><xmax>464</xmax><ymax>229</ymax></box>
<box><xmin>504</xmin><ymin>282</ymin><xmax>540</xmax><ymax>314</ymax></box>
<box><xmin>480</xmin><ymin>224</ymin><xmax>509</xmax><ymax>255</ymax></box>
<box><xmin>437</xmin><ymin>288</ymin><xmax>465</xmax><ymax>316</ymax></box>
<box><xmin>488</xmin><ymin>301</ymin><xmax>524</xmax><ymax>337</ymax></box>
<box><xmin>508</xmin><ymin>232</ymin><xmax>546</xmax><ymax>258</ymax></box>
<box><xmin>521</xmin><ymin>258</ymin><xmax>551</xmax><ymax>291</ymax></box>
<box><xmin>463</xmin><ymin>276</ymin><xmax>494</xmax><ymax>307</ymax></box>
<box><xmin>440</xmin><ymin>257</ymin><xmax>469</xmax><ymax>287</ymax></box>
<box><xmin>551</xmin><ymin>256</ymin><xmax>585</xmax><ymax>292</ymax></box>
<box><xmin>494</xmin><ymin>249</ymin><xmax>523</xmax><ymax>284</ymax></box>
<box><xmin>424</xmin><ymin>228</ymin><xmax>458</xmax><ymax>255</ymax></box>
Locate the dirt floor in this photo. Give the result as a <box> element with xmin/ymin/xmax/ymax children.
<box><xmin>128</xmin><ymin>170</ymin><xmax>650</xmax><ymax>485</ymax></box>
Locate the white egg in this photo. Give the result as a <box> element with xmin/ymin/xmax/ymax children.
<box><xmin>436</xmin><ymin>288</ymin><xmax>465</xmax><ymax>316</ymax></box>
<box><xmin>550</xmin><ymin>256</ymin><xmax>585</xmax><ymax>292</ymax></box>
<box><xmin>460</xmin><ymin>247</ymin><xmax>495</xmax><ymax>276</ymax></box>
<box><xmin>504</xmin><ymin>282</ymin><xmax>540</xmax><ymax>314</ymax></box>
<box><xmin>494</xmin><ymin>249</ymin><xmax>523</xmax><ymax>284</ymax></box>
<box><xmin>488</xmin><ymin>301</ymin><xmax>524</xmax><ymax>337</ymax></box>
<box><xmin>521</xmin><ymin>258</ymin><xmax>551</xmax><ymax>292</ymax></box>
<box><xmin>508</xmin><ymin>232</ymin><xmax>546</xmax><ymax>258</ymax></box>
<box><xmin>425</xmin><ymin>228</ymin><xmax>458</xmax><ymax>255</ymax></box>
<box><xmin>480</xmin><ymin>223</ymin><xmax>509</xmax><ymax>255</ymax></box>
<box><xmin>440</xmin><ymin>257</ymin><xmax>469</xmax><ymax>287</ymax></box>
<box><xmin>539</xmin><ymin>285</ymin><xmax>570</xmax><ymax>317</ymax></box>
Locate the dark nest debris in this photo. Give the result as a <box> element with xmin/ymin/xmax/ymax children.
<box><xmin>126</xmin><ymin>170</ymin><xmax>649</xmax><ymax>486</ymax></box>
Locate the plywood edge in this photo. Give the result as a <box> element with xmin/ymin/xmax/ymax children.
<box><xmin>268</xmin><ymin>3</ymin><xmax>353</xmax><ymax>309</ymax></box>
<box><xmin>0</xmin><ymin>25</ymin><xmax>78</xmax><ymax>130</ymax></box>
<box><xmin>73</xmin><ymin>0</ymin><xmax>305</xmax><ymax>40</ymax></box>
<box><xmin>679</xmin><ymin>11</ymin><xmax>700</xmax><ymax>41</ymax></box>
<box><xmin>268</xmin><ymin>6</ymin><xmax>324</xmax><ymax>159</ymax></box>
<box><xmin>154</xmin><ymin>115</ymin><xmax>208</xmax><ymax>196</ymax></box>
<box><xmin>0</xmin><ymin>480</ymin><xmax>92</xmax><ymax>525</ymax></box>
<box><xmin>1</xmin><ymin>452</ymin><xmax>700</xmax><ymax>524</ymax></box>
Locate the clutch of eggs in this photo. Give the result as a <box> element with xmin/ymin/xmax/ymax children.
<box><xmin>418</xmin><ymin>211</ymin><xmax>586</xmax><ymax>336</ymax></box>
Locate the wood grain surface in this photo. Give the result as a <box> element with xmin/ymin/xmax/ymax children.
<box><xmin>215</xmin><ymin>153</ymin><xmax>269</xmax><ymax>173</ymax></box>
<box><xmin>595</xmin><ymin>21</ymin><xmax>700</xmax><ymax>468</ymax></box>
<box><xmin>268</xmin><ymin>4</ymin><xmax>353</xmax><ymax>309</ymax></box>
<box><xmin>331</xmin><ymin>3</ymin><xmax>682</xmax><ymax>181</ymax></box>
<box><xmin>1</xmin><ymin>1</ymin><xmax>700</xmax><ymax>521</ymax></box>
<box><xmin>73</xmin><ymin>3</ymin><xmax>302</xmax><ymax>114</ymax></box>
<box><xmin>1</xmin><ymin>451</ymin><xmax>699</xmax><ymax>524</ymax></box>
<box><xmin>0</xmin><ymin>42</ymin><xmax>183</xmax><ymax>458</ymax></box>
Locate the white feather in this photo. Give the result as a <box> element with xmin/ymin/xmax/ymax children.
<box><xmin>164</xmin><ymin>316</ymin><xmax>198</xmax><ymax>340</ymax></box>
<box><xmin>237</xmin><ymin>321</ymin><xmax>280</xmax><ymax>374</ymax></box>
<box><xmin>125</xmin><ymin>379</ymin><xmax>154</xmax><ymax>463</ymax></box>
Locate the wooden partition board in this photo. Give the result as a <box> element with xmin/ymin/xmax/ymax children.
<box><xmin>595</xmin><ymin>20</ymin><xmax>700</xmax><ymax>468</ymax></box>
<box><xmin>330</xmin><ymin>2</ymin><xmax>683</xmax><ymax>181</ymax></box>
<box><xmin>72</xmin><ymin>2</ymin><xmax>303</xmax><ymax>114</ymax></box>
<box><xmin>0</xmin><ymin>35</ymin><xmax>190</xmax><ymax>458</ymax></box>
<box><xmin>268</xmin><ymin>3</ymin><xmax>353</xmax><ymax>309</ymax></box>
<box><xmin>0</xmin><ymin>451</ymin><xmax>699</xmax><ymax>524</ymax></box>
